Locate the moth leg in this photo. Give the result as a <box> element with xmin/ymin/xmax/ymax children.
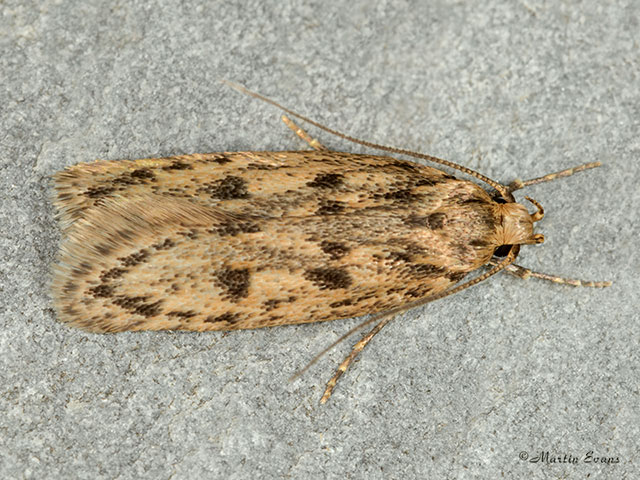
<box><xmin>508</xmin><ymin>162</ymin><xmax>601</xmax><ymax>192</ymax></box>
<box><xmin>321</xmin><ymin>314</ymin><xmax>396</xmax><ymax>404</ymax></box>
<box><xmin>493</xmin><ymin>261</ymin><xmax>612</xmax><ymax>288</ymax></box>
<box><xmin>281</xmin><ymin>115</ymin><xmax>328</xmax><ymax>151</ymax></box>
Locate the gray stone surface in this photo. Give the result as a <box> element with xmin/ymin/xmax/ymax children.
<box><xmin>1</xmin><ymin>1</ymin><xmax>638</xmax><ymax>478</ymax></box>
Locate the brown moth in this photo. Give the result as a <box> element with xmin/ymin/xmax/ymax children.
<box><xmin>51</xmin><ymin>83</ymin><xmax>610</xmax><ymax>403</ymax></box>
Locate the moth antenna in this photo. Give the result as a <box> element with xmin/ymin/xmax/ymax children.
<box><xmin>223</xmin><ymin>80</ymin><xmax>512</xmax><ymax>200</ymax></box>
<box><xmin>492</xmin><ymin>261</ymin><xmax>612</xmax><ymax>288</ymax></box>
<box><xmin>289</xmin><ymin>245</ymin><xmax>520</xmax><ymax>384</ymax></box>
<box><xmin>508</xmin><ymin>162</ymin><xmax>602</xmax><ymax>192</ymax></box>
<box><xmin>288</xmin><ymin>314</ymin><xmax>385</xmax><ymax>382</ymax></box>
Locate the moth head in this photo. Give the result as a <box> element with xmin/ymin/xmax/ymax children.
<box><xmin>492</xmin><ymin>196</ymin><xmax>545</xmax><ymax>252</ymax></box>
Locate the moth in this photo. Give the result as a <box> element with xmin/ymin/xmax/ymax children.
<box><xmin>51</xmin><ymin>82</ymin><xmax>610</xmax><ymax>403</ymax></box>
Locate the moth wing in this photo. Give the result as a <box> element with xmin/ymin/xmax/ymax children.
<box><xmin>51</xmin><ymin>194</ymin><xmax>263</xmax><ymax>332</ymax></box>
<box><xmin>52</xmin><ymin>194</ymin><xmax>466</xmax><ymax>333</ymax></box>
<box><xmin>51</xmin><ymin>153</ymin><xmax>234</xmax><ymax>231</ymax></box>
<box><xmin>51</xmin><ymin>151</ymin><xmax>453</xmax><ymax>229</ymax></box>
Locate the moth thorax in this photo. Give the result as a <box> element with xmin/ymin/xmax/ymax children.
<box><xmin>493</xmin><ymin>202</ymin><xmax>544</xmax><ymax>247</ymax></box>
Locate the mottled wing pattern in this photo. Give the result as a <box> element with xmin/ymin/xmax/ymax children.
<box><xmin>52</xmin><ymin>151</ymin><xmax>500</xmax><ymax>332</ymax></box>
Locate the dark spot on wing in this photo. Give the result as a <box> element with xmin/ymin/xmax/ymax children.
<box><xmin>385</xmin><ymin>160</ymin><xmax>419</xmax><ymax>172</ymax></box>
<box><xmin>320</xmin><ymin>241</ymin><xmax>350</xmax><ymax>259</ymax></box>
<box><xmin>112</xmin><ymin>295</ymin><xmax>148</xmax><ymax>309</ymax></box>
<box><xmin>263</xmin><ymin>296</ymin><xmax>298</xmax><ymax>311</ymax></box>
<box><xmin>329</xmin><ymin>298</ymin><xmax>354</xmax><ymax>308</ymax></box>
<box><xmin>118</xmin><ymin>249</ymin><xmax>149</xmax><ymax>267</ymax></box>
<box><xmin>304</xmin><ymin>267</ymin><xmax>352</xmax><ymax>290</ymax></box>
<box><xmin>112</xmin><ymin>295</ymin><xmax>163</xmax><ymax>317</ymax></box>
<box><xmin>263</xmin><ymin>299</ymin><xmax>280</xmax><ymax>311</ymax></box>
<box><xmin>215</xmin><ymin>267</ymin><xmax>250</xmax><ymax>300</ymax></box>
<box><xmin>167</xmin><ymin>310</ymin><xmax>197</xmax><ymax>318</ymax></box>
<box><xmin>415</xmin><ymin>177</ymin><xmax>442</xmax><ymax>187</ymax></box>
<box><xmin>201</xmin><ymin>176</ymin><xmax>250</xmax><ymax>199</ymax></box>
<box><xmin>204</xmin><ymin>312</ymin><xmax>239</xmax><ymax>324</ymax></box>
<box><xmin>84</xmin><ymin>185</ymin><xmax>116</xmax><ymax>198</ymax></box>
<box><xmin>130</xmin><ymin>168</ymin><xmax>156</xmax><ymax>180</ymax></box>
<box><xmin>383</xmin><ymin>188</ymin><xmax>416</xmax><ymax>202</ymax></box>
<box><xmin>405</xmin><ymin>285</ymin><xmax>434</xmax><ymax>298</ymax></box>
<box><xmin>100</xmin><ymin>267</ymin><xmax>126</xmax><ymax>282</ymax></box>
<box><xmin>427</xmin><ymin>212</ymin><xmax>446</xmax><ymax>229</ymax></box>
<box><xmin>134</xmin><ymin>301</ymin><xmax>163</xmax><ymax>317</ymax></box>
<box><xmin>316</xmin><ymin>200</ymin><xmax>345</xmax><ymax>215</ymax></box>
<box><xmin>112</xmin><ymin>168</ymin><xmax>157</xmax><ymax>187</ymax></box>
<box><xmin>307</xmin><ymin>173</ymin><xmax>344</xmax><ymax>189</ymax></box>
<box><xmin>87</xmin><ymin>284</ymin><xmax>114</xmax><ymax>298</ymax></box>
<box><xmin>205</xmin><ymin>154</ymin><xmax>232</xmax><ymax>164</ymax></box>
<box><xmin>446</xmin><ymin>271</ymin><xmax>467</xmax><ymax>282</ymax></box>
<box><xmin>162</xmin><ymin>161</ymin><xmax>192</xmax><ymax>170</ymax></box>
<box><xmin>389</xmin><ymin>251</ymin><xmax>412</xmax><ymax>262</ymax></box>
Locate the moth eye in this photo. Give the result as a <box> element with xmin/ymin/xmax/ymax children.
<box><xmin>493</xmin><ymin>245</ymin><xmax>512</xmax><ymax>257</ymax></box>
